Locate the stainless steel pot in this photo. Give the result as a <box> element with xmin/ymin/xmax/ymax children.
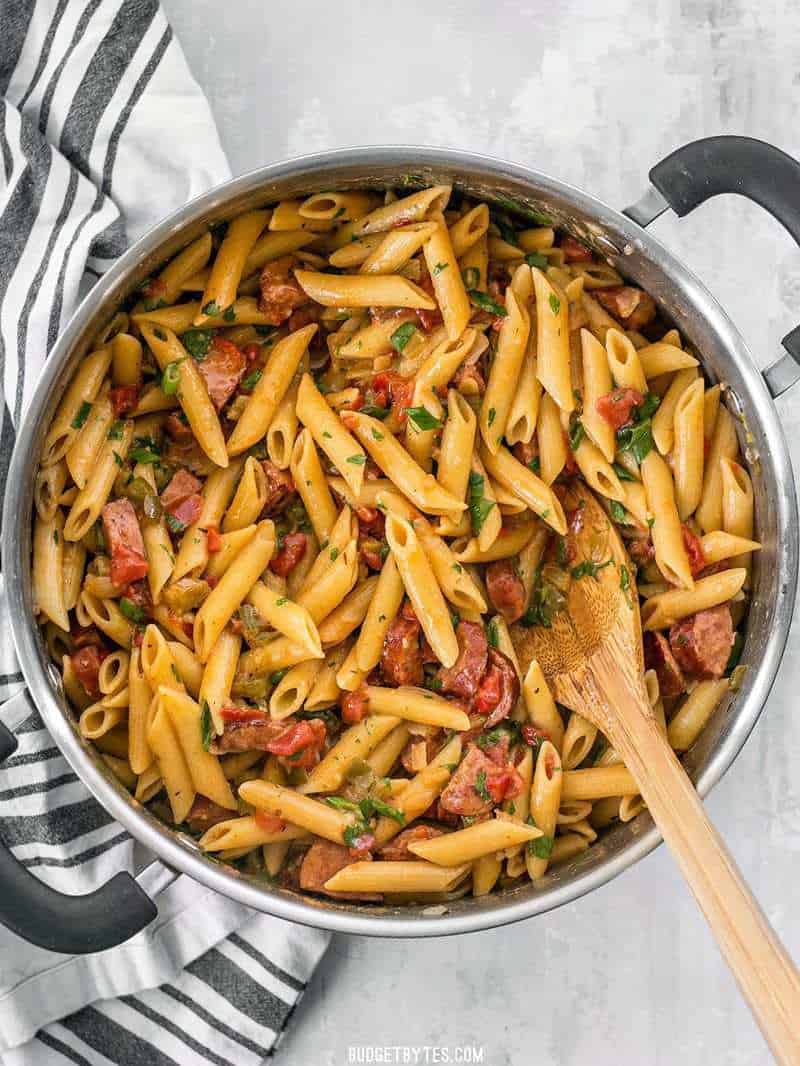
<box><xmin>2</xmin><ymin>137</ymin><xmax>798</xmax><ymax>950</ymax></box>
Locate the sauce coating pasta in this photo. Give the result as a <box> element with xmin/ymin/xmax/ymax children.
<box><xmin>33</xmin><ymin>183</ymin><xmax>757</xmax><ymax>903</ymax></box>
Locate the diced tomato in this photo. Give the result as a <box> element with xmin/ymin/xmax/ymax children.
<box><xmin>102</xmin><ymin>499</ymin><xmax>148</xmax><ymax>588</ymax></box>
<box><xmin>220</xmin><ymin>706</ymin><xmax>270</xmax><ymax>722</ymax></box>
<box><xmin>474</xmin><ymin>669</ymin><xmax>501</xmax><ymax>715</ymax></box>
<box><xmin>596</xmin><ymin>388</ymin><xmax>645</xmax><ymax>430</ymax></box>
<box><xmin>109</xmin><ymin>545</ymin><xmax>149</xmax><ymax>588</ymax></box>
<box><xmin>371</xmin><ymin>371</ymin><xmax>415</xmax><ymax>426</ymax></box>
<box><xmin>242</xmin><ymin>343</ymin><xmax>261</xmax><ymax>365</ymax></box>
<box><xmin>254</xmin><ymin>810</ymin><xmax>286</xmax><ymax>833</ymax></box>
<box><xmin>522</xmin><ymin>724</ymin><xmax>550</xmax><ymax>748</ymax></box>
<box><xmin>109</xmin><ymin>385</ymin><xmax>139</xmax><ymax>416</ymax></box>
<box><xmin>197</xmin><ymin>337</ymin><xmax>246</xmax><ymax>411</ymax></box>
<box><xmin>340</xmin><ymin>685</ymin><xmax>370</xmax><ymax>724</ymax></box>
<box><xmin>267</xmin><ymin>718</ymin><xmax>327</xmax><ymax>770</ymax></box>
<box><xmin>270</xmin><ymin>531</ymin><xmax>307</xmax><ymax>576</ymax></box>
<box><xmin>71</xmin><ymin>645</ymin><xmax>107</xmax><ymax>698</ymax></box>
<box><xmin>206</xmin><ymin>526</ymin><xmax>223</xmax><ymax>553</ymax></box>
<box><xmin>682</xmin><ymin>525</ymin><xmax>707</xmax><ymax>578</ymax></box>
<box><xmin>560</xmin><ymin>236</ymin><xmax>594</xmax><ymax>263</ymax></box>
<box><xmin>416</xmin><ymin>272</ymin><xmax>443</xmax><ymax>331</ymax></box>
<box><xmin>487</xmin><ymin>764</ymin><xmax>523</xmax><ymax>804</ymax></box>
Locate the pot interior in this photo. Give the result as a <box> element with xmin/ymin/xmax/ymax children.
<box><xmin>7</xmin><ymin>149</ymin><xmax>795</xmax><ymax>935</ymax></box>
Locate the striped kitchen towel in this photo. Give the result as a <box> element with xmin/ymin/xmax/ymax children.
<box><xmin>0</xmin><ymin>2</ymin><xmax>329</xmax><ymax>1063</ymax></box>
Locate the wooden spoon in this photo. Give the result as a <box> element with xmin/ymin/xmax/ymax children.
<box><xmin>512</xmin><ymin>481</ymin><xmax>800</xmax><ymax>1063</ymax></box>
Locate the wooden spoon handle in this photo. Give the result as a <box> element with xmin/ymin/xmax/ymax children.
<box><xmin>612</xmin><ymin>709</ymin><xmax>800</xmax><ymax>1064</ymax></box>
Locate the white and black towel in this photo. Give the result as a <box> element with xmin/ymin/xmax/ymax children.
<box><xmin>0</xmin><ymin>3</ymin><xmax>330</xmax><ymax>1062</ymax></box>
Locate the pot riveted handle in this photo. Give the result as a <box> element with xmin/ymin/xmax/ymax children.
<box><xmin>626</xmin><ymin>136</ymin><xmax>800</xmax><ymax>397</ymax></box>
<box><xmin>0</xmin><ymin>715</ymin><xmax>157</xmax><ymax>954</ymax></box>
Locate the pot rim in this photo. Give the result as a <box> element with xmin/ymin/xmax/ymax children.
<box><xmin>4</xmin><ymin>145</ymin><xmax>797</xmax><ymax>937</ymax></box>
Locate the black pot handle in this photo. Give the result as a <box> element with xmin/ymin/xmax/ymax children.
<box><xmin>0</xmin><ymin>713</ymin><xmax>157</xmax><ymax>954</ymax></box>
<box><xmin>624</xmin><ymin>136</ymin><xmax>800</xmax><ymax>397</ymax></box>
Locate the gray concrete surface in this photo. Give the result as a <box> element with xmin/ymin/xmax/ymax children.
<box><xmin>160</xmin><ymin>2</ymin><xmax>800</xmax><ymax>1062</ymax></box>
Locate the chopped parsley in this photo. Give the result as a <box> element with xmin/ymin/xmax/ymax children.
<box><xmin>528</xmin><ymin>833</ymin><xmax>554</xmax><ymax>859</ymax></box>
<box><xmin>223</xmin><ymin>305</ymin><xmax>236</xmax><ymax>322</ymax></box>
<box><xmin>568</xmin><ymin>415</ymin><xmax>585</xmax><ymax>451</ymax></box>
<box><xmin>390</xmin><ymin>321</ymin><xmax>417</xmax><ymax>353</ymax></box>
<box><xmin>346</xmin><ymin>454</ymin><xmax>366</xmax><ymax>465</ymax></box>
<box><xmin>361</xmin><ymin>404</ymin><xmax>389</xmax><ymax>420</ymax></box>
<box><xmin>548</xmin><ymin>292</ymin><xmax>561</xmax><ymax>316</ymax></box>
<box><xmin>52</xmin><ymin>530</ymin><xmax>59</xmax><ymax>544</ymax></box>
<box><xmin>323</xmin><ymin>430</ymin><xmax>332</xmax><ymax>439</ymax></box>
<box><xmin>112</xmin><ymin>450</ymin><xmax>124</xmax><ymax>467</ymax></box>
<box><xmin>129</xmin><ymin>438</ymin><xmax>161</xmax><ymax>464</ymax></box>
<box><xmin>274</xmin><ymin>597</ymin><xmax>288</xmax><ymax>607</ymax></box>
<box><xmin>474</xmin><ymin>770</ymin><xmax>491</xmax><ymax>803</ymax></box>
<box><xmin>468</xmin><ymin>290</ymin><xmax>507</xmax><ymax>317</ymax></box>
<box><xmin>487</xmin><ymin>407</ymin><xmax>496</xmax><ymax>427</ymax></box>
<box><xmin>467</xmin><ymin>470</ymin><xmax>495</xmax><ymax>536</ymax></box>
<box><xmin>493</xmin><ymin>213</ymin><xmax>518</xmax><ymax>247</ymax></box>
<box><xmin>619</xmin><ymin>564</ymin><xmax>633</xmax><ymax>608</ymax></box>
<box><xmin>107</xmin><ymin>420</ymin><xmax>124</xmax><ymax>440</ymax></box>
<box><xmin>615</xmin><ymin>394</ymin><xmax>660</xmax><ymax>464</ymax></box>
<box><xmin>71</xmin><ymin>402</ymin><xmax>92</xmax><ymax>430</ymax></box>
<box><xmin>119</xmin><ymin>597</ymin><xmax>146</xmax><ymax>624</ymax></box>
<box><xmin>406</xmin><ymin>406</ymin><xmax>443</xmax><ymax>432</ymax></box>
<box><xmin>432</xmin><ymin>261</ymin><xmax>448</xmax><ymax>276</ymax></box>
<box><xmin>202</xmin><ymin>300</ymin><xmax>221</xmax><ymax>317</ymax></box>
<box><xmin>571</xmin><ymin>558</ymin><xmax>613</xmax><ymax>580</ymax></box>
<box><xmin>609</xmin><ymin>500</ymin><xmax>628</xmax><ymax>524</ymax></box>
<box><xmin>613</xmin><ymin>462</ymin><xmax>636</xmax><ymax>482</ymax></box>
<box><xmin>269</xmin><ymin>668</ymin><xmax>288</xmax><ymax>685</ymax></box>
<box><xmin>241</xmin><ymin>369</ymin><xmax>262</xmax><ymax>392</ymax></box>
<box><xmin>616</xmin><ymin>419</ymin><xmax>655</xmax><ymax>463</ymax></box>
<box><xmin>486</xmin><ymin>617</ymin><xmax>499</xmax><ymax>649</ymax></box>
<box><xmin>165</xmin><ymin>512</ymin><xmax>187</xmax><ymax>533</ymax></box>
<box><xmin>200</xmin><ymin>700</ymin><xmax>213</xmax><ymax>751</ymax></box>
<box><xmin>525</xmin><ymin>251</ymin><xmax>548</xmax><ymax>269</ymax></box>
<box><xmin>182</xmin><ymin>329</ymin><xmax>213</xmax><ymax>360</ymax></box>
<box><xmin>528</xmin><ymin>455</ymin><xmax>541</xmax><ymax>474</ymax></box>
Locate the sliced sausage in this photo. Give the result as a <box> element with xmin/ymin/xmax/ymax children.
<box><xmin>258</xmin><ymin>255</ymin><xmax>308</xmax><ymax>325</ymax></box>
<box><xmin>644</xmin><ymin>631</ymin><xmax>686</xmax><ymax>699</ymax></box>
<box><xmin>682</xmin><ymin>525</ymin><xmax>707</xmax><ymax>578</ymax></box>
<box><xmin>197</xmin><ymin>337</ymin><xmax>246</xmax><ymax>411</ymax></box>
<box><xmin>341</xmin><ymin>685</ymin><xmax>370</xmax><ymax>724</ymax></box>
<box><xmin>109</xmin><ymin>385</ymin><xmax>139</xmax><ymax>416</ymax></box>
<box><xmin>299</xmin><ymin>841</ymin><xmax>380</xmax><ymax>900</ymax></box>
<box><xmin>161</xmin><ymin>469</ymin><xmax>202</xmax><ymax>512</ymax></box>
<box><xmin>595</xmin><ymin>286</ymin><xmax>656</xmax><ymax>329</ymax></box>
<box><xmin>437</xmin><ymin>621</ymin><xmax>488</xmax><ymax>700</ymax></box>
<box><xmin>102</xmin><ymin>498</ymin><xmax>148</xmax><ymax>588</ymax></box>
<box><xmin>209</xmin><ymin>716</ymin><xmax>287</xmax><ymax>753</ymax></box>
<box><xmin>560</xmin><ymin>236</ymin><xmax>594</xmax><ymax>263</ymax></box>
<box><xmin>261</xmin><ymin>461</ymin><xmax>295</xmax><ymax>515</ymax></box>
<box><xmin>485</xmin><ymin>559</ymin><xmax>527</xmax><ymax>624</ymax></box>
<box><xmin>70</xmin><ymin>645</ymin><xmax>107</xmax><ymax>698</ymax></box>
<box><xmin>438</xmin><ymin>745</ymin><xmax>523</xmax><ymax>817</ymax></box>
<box><xmin>378</xmin><ymin>825</ymin><xmax>445</xmax><ymax>861</ymax></box>
<box><xmin>381</xmin><ymin>610</ymin><xmax>423</xmax><ymax>687</ymax></box>
<box><xmin>475</xmin><ymin>649</ymin><xmax>520</xmax><ymax>728</ymax></box>
<box><xmin>269</xmin><ymin>532</ymin><xmax>307</xmax><ymax>576</ymax></box>
<box><xmin>186</xmin><ymin>797</ymin><xmax>233</xmax><ymax>833</ymax></box>
<box><xmin>669</xmin><ymin>605</ymin><xmax>734</xmax><ymax>680</ymax></box>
